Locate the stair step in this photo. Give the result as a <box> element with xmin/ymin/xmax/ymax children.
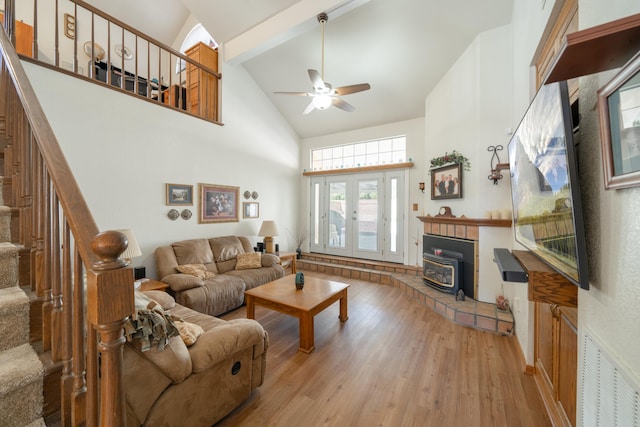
<box><xmin>0</xmin><ymin>286</ymin><xmax>30</xmax><ymax>352</ymax></box>
<box><xmin>0</xmin><ymin>242</ymin><xmax>18</xmax><ymax>289</ymax></box>
<box><xmin>0</xmin><ymin>344</ymin><xmax>44</xmax><ymax>427</ymax></box>
<box><xmin>0</xmin><ymin>206</ymin><xmax>11</xmax><ymax>242</ymax></box>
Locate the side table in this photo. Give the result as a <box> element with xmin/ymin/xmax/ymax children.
<box><xmin>137</xmin><ymin>279</ymin><xmax>169</xmax><ymax>292</ymax></box>
<box><xmin>277</xmin><ymin>252</ymin><xmax>297</xmax><ymax>274</ymax></box>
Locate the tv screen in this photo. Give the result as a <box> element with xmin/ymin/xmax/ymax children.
<box><xmin>507</xmin><ymin>81</ymin><xmax>589</xmax><ymax>289</ymax></box>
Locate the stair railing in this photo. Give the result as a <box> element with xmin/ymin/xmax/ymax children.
<box><xmin>1</xmin><ymin>5</ymin><xmax>133</xmax><ymax>426</ymax></box>
<box><xmin>16</xmin><ymin>0</ymin><xmax>222</xmax><ymax>124</ymax></box>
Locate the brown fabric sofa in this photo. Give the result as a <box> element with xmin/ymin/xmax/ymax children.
<box><xmin>155</xmin><ymin>236</ymin><xmax>285</xmax><ymax>316</ymax></box>
<box><xmin>124</xmin><ymin>290</ymin><xmax>268</xmax><ymax>427</ymax></box>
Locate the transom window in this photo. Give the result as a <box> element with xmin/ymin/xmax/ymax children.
<box><xmin>310</xmin><ymin>136</ymin><xmax>407</xmax><ymax>171</ymax></box>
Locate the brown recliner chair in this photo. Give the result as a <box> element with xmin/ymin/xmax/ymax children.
<box><xmin>123</xmin><ymin>290</ymin><xmax>268</xmax><ymax>427</ymax></box>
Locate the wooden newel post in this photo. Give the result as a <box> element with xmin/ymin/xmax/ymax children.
<box><xmin>87</xmin><ymin>230</ymin><xmax>135</xmax><ymax>427</ymax></box>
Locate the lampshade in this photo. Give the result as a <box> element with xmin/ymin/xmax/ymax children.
<box><xmin>258</xmin><ymin>221</ymin><xmax>279</xmax><ymax>237</ymax></box>
<box><xmin>116</xmin><ymin>229</ymin><xmax>142</xmax><ymax>260</ymax></box>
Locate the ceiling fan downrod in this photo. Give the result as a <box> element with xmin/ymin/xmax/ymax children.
<box><xmin>318</xmin><ymin>13</ymin><xmax>328</xmax><ymax>82</ymax></box>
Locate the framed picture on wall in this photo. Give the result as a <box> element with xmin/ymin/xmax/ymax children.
<box><xmin>243</xmin><ymin>202</ymin><xmax>259</xmax><ymax>218</ymax></box>
<box><xmin>430</xmin><ymin>163</ymin><xmax>462</xmax><ymax>200</ymax></box>
<box><xmin>166</xmin><ymin>183</ymin><xmax>193</xmax><ymax>205</ymax></box>
<box><xmin>199</xmin><ymin>183</ymin><xmax>239</xmax><ymax>223</ymax></box>
<box><xmin>598</xmin><ymin>51</ymin><xmax>640</xmax><ymax>190</ymax></box>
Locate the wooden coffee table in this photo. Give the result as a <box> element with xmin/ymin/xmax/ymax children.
<box><xmin>245</xmin><ymin>275</ymin><xmax>349</xmax><ymax>353</ymax></box>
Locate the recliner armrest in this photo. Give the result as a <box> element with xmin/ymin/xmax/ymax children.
<box><xmin>261</xmin><ymin>253</ymin><xmax>279</xmax><ymax>267</ymax></box>
<box><xmin>161</xmin><ymin>274</ymin><xmax>205</xmax><ymax>291</ymax></box>
<box><xmin>189</xmin><ymin>319</ymin><xmax>267</xmax><ymax>373</ymax></box>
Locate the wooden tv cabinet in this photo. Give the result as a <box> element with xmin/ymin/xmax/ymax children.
<box><xmin>512</xmin><ymin>250</ymin><xmax>577</xmax><ymax>426</ymax></box>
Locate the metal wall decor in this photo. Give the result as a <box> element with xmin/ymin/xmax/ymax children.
<box><xmin>167</xmin><ymin>209</ymin><xmax>180</xmax><ymax>220</ymax></box>
<box><xmin>487</xmin><ymin>145</ymin><xmax>504</xmax><ymax>185</ymax></box>
<box><xmin>181</xmin><ymin>209</ymin><xmax>192</xmax><ymax>220</ymax></box>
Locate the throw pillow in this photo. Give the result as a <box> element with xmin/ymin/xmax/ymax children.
<box><xmin>176</xmin><ymin>263</ymin><xmax>216</xmax><ymax>279</ymax></box>
<box><xmin>236</xmin><ymin>252</ymin><xmax>262</xmax><ymax>270</ymax></box>
<box><xmin>174</xmin><ymin>320</ymin><xmax>205</xmax><ymax>346</ymax></box>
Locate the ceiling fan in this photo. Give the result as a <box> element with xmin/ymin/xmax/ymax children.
<box><xmin>275</xmin><ymin>12</ymin><xmax>371</xmax><ymax>114</ymax></box>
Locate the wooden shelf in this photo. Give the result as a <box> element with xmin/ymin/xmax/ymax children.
<box><xmin>512</xmin><ymin>250</ymin><xmax>577</xmax><ymax>307</ymax></box>
<box><xmin>546</xmin><ymin>12</ymin><xmax>640</xmax><ymax>83</ymax></box>
<box><xmin>417</xmin><ymin>215</ymin><xmax>511</xmax><ymax>228</ymax></box>
<box><xmin>303</xmin><ymin>162</ymin><xmax>414</xmax><ymax>176</ymax></box>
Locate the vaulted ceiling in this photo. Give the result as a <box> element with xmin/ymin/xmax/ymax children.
<box><xmin>86</xmin><ymin>0</ymin><xmax>513</xmax><ymax>138</ymax></box>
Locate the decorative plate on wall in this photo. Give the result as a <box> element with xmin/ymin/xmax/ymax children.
<box><xmin>251</xmin><ymin>191</ymin><xmax>259</xmax><ymax>200</ymax></box>
<box><xmin>83</xmin><ymin>41</ymin><xmax>105</xmax><ymax>61</ymax></box>
<box><xmin>243</xmin><ymin>191</ymin><xmax>251</xmax><ymax>199</ymax></box>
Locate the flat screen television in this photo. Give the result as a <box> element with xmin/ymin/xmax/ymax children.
<box><xmin>507</xmin><ymin>81</ymin><xmax>589</xmax><ymax>289</ymax></box>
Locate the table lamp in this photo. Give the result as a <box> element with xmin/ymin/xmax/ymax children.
<box><xmin>258</xmin><ymin>220</ymin><xmax>279</xmax><ymax>254</ymax></box>
<box><xmin>116</xmin><ymin>229</ymin><xmax>142</xmax><ymax>265</ymax></box>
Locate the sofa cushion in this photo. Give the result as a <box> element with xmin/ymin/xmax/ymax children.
<box><xmin>176</xmin><ymin>263</ymin><xmax>216</xmax><ymax>279</ymax></box>
<box><xmin>235</xmin><ymin>252</ymin><xmax>262</xmax><ymax>270</ymax></box>
<box><xmin>172</xmin><ymin>239</ymin><xmax>214</xmax><ymax>265</ymax></box>
<box><xmin>210</xmin><ymin>236</ymin><xmax>245</xmax><ymax>262</ymax></box>
<box><xmin>161</xmin><ymin>273</ymin><xmax>205</xmax><ymax>292</ymax></box>
<box><xmin>142</xmin><ymin>290</ymin><xmax>176</xmax><ymax>310</ymax></box>
<box><xmin>132</xmin><ymin>335</ymin><xmax>192</xmax><ymax>384</ymax></box>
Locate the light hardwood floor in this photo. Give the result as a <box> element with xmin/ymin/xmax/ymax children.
<box><xmin>217</xmin><ymin>271</ymin><xmax>550</xmax><ymax>427</ymax></box>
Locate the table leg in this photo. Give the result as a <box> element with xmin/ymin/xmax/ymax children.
<box><xmin>246</xmin><ymin>295</ymin><xmax>255</xmax><ymax>319</ymax></box>
<box><xmin>339</xmin><ymin>290</ymin><xmax>349</xmax><ymax>322</ymax></box>
<box><xmin>298</xmin><ymin>312</ymin><xmax>315</xmax><ymax>353</ymax></box>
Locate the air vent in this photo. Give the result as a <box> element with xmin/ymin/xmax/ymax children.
<box><xmin>581</xmin><ymin>330</ymin><xmax>640</xmax><ymax>426</ymax></box>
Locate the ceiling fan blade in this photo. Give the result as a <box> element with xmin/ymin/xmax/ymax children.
<box><xmin>335</xmin><ymin>83</ymin><xmax>371</xmax><ymax>96</ymax></box>
<box><xmin>302</xmin><ymin>101</ymin><xmax>316</xmax><ymax>115</ymax></box>
<box><xmin>332</xmin><ymin>97</ymin><xmax>355</xmax><ymax>112</ymax></box>
<box><xmin>308</xmin><ymin>69</ymin><xmax>325</xmax><ymax>91</ymax></box>
<box><xmin>274</xmin><ymin>91</ymin><xmax>313</xmax><ymax>96</ymax></box>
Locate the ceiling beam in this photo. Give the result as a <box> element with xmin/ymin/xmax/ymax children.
<box><xmin>223</xmin><ymin>0</ymin><xmax>369</xmax><ymax>64</ymax></box>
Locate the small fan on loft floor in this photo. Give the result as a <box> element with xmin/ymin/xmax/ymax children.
<box><xmin>275</xmin><ymin>12</ymin><xmax>370</xmax><ymax>114</ymax></box>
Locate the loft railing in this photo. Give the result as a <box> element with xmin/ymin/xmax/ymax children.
<box><xmin>14</xmin><ymin>0</ymin><xmax>221</xmax><ymax>123</ymax></box>
<box><xmin>1</xmin><ymin>2</ymin><xmax>134</xmax><ymax>425</ymax></box>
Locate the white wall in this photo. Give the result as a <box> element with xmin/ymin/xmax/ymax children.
<box><xmin>509</xmin><ymin>0</ymin><xmax>640</xmax><ymax>412</ymax></box>
<box><xmin>301</xmin><ymin>118</ymin><xmax>426</xmax><ymax>266</ymax></box>
<box><xmin>422</xmin><ymin>24</ymin><xmax>533</xmax><ymax>353</ymax></box>
<box><xmin>22</xmin><ymin>53</ymin><xmax>300</xmax><ymax>279</ymax></box>
<box><xmin>572</xmin><ymin>0</ymin><xmax>640</xmax><ymax>421</ymax></box>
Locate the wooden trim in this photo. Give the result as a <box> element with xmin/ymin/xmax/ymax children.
<box><xmin>546</xmin><ymin>12</ymin><xmax>640</xmax><ymax>83</ymax></box>
<box><xmin>417</xmin><ymin>215</ymin><xmax>512</xmax><ymax>228</ymax></box>
<box><xmin>512</xmin><ymin>250</ymin><xmax>578</xmax><ymax>307</ymax></box>
<box><xmin>535</xmin><ymin>0</ymin><xmax>578</xmax><ymax>88</ymax></box>
<box><xmin>303</xmin><ymin>162</ymin><xmax>414</xmax><ymax>176</ymax></box>
<box><xmin>71</xmin><ymin>0</ymin><xmax>220</xmax><ymax>79</ymax></box>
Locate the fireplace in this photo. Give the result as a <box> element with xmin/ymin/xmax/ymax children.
<box><xmin>423</xmin><ymin>234</ymin><xmax>477</xmax><ymax>299</ymax></box>
<box><xmin>423</xmin><ymin>251</ymin><xmax>463</xmax><ymax>294</ymax></box>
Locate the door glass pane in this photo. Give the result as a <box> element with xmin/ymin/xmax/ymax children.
<box><xmin>329</xmin><ymin>182</ymin><xmax>346</xmax><ymax>248</ymax></box>
<box><xmin>358</xmin><ymin>180</ymin><xmax>377</xmax><ymax>251</ymax></box>
<box><xmin>313</xmin><ymin>182</ymin><xmax>320</xmax><ymax>245</ymax></box>
<box><xmin>390</xmin><ymin>178</ymin><xmax>398</xmax><ymax>253</ymax></box>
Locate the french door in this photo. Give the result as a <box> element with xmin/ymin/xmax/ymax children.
<box><xmin>310</xmin><ymin>171</ymin><xmax>405</xmax><ymax>263</ymax></box>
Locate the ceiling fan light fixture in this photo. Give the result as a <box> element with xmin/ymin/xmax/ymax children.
<box><xmin>312</xmin><ymin>94</ymin><xmax>332</xmax><ymax>110</ymax></box>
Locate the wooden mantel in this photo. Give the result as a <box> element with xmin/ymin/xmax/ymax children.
<box><xmin>418</xmin><ymin>215</ymin><xmax>511</xmax><ymax>241</ymax></box>
<box><xmin>417</xmin><ymin>215</ymin><xmax>512</xmax><ymax>228</ymax></box>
